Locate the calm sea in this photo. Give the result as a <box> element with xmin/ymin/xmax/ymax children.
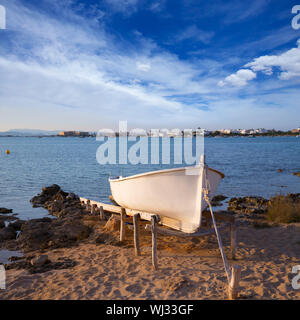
<box><xmin>0</xmin><ymin>136</ymin><xmax>299</xmax><ymax>220</ymax></box>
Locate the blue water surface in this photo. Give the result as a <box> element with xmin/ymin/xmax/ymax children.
<box><xmin>0</xmin><ymin>136</ymin><xmax>299</xmax><ymax>220</ymax></box>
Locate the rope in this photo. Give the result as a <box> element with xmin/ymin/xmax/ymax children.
<box><xmin>203</xmin><ymin>166</ymin><xmax>231</xmax><ymax>283</ymax></box>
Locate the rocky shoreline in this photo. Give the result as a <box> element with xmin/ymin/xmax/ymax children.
<box><xmin>1</xmin><ymin>185</ymin><xmax>300</xmax><ymax>274</ymax></box>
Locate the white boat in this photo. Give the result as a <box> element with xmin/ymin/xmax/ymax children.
<box><xmin>109</xmin><ymin>163</ymin><xmax>224</xmax><ymax>233</ymax></box>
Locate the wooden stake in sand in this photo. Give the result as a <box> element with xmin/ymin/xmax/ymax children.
<box><xmin>99</xmin><ymin>206</ymin><xmax>105</xmax><ymax>220</ymax></box>
<box><xmin>228</xmin><ymin>265</ymin><xmax>242</xmax><ymax>299</ymax></box>
<box><xmin>133</xmin><ymin>213</ymin><xmax>141</xmax><ymax>256</ymax></box>
<box><xmin>91</xmin><ymin>204</ymin><xmax>97</xmax><ymax>215</ymax></box>
<box><xmin>230</xmin><ymin>220</ymin><xmax>237</xmax><ymax>260</ymax></box>
<box><xmin>120</xmin><ymin>207</ymin><xmax>126</xmax><ymax>242</ymax></box>
<box><xmin>151</xmin><ymin>215</ymin><xmax>158</xmax><ymax>270</ymax></box>
<box><xmin>86</xmin><ymin>200</ymin><xmax>91</xmax><ymax>212</ymax></box>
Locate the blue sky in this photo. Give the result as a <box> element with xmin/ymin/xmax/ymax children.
<box><xmin>0</xmin><ymin>0</ymin><xmax>300</xmax><ymax>131</ymax></box>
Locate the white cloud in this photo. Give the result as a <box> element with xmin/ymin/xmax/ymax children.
<box><xmin>0</xmin><ymin>0</ymin><xmax>300</xmax><ymax>131</ymax></box>
<box><xmin>0</xmin><ymin>0</ymin><xmax>219</xmax><ymax>130</ymax></box>
<box><xmin>245</xmin><ymin>39</ymin><xmax>300</xmax><ymax>80</ymax></box>
<box><xmin>220</xmin><ymin>39</ymin><xmax>300</xmax><ymax>87</ymax></box>
<box><xmin>175</xmin><ymin>25</ymin><xmax>214</xmax><ymax>44</ymax></box>
<box><xmin>218</xmin><ymin>69</ymin><xmax>256</xmax><ymax>87</ymax></box>
<box><xmin>136</xmin><ymin>62</ymin><xmax>151</xmax><ymax>72</ymax></box>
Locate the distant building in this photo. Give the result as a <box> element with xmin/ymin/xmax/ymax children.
<box><xmin>255</xmin><ymin>128</ymin><xmax>268</xmax><ymax>134</ymax></box>
<box><xmin>58</xmin><ymin>131</ymin><xmax>89</xmax><ymax>137</ymax></box>
<box><xmin>292</xmin><ymin>127</ymin><xmax>300</xmax><ymax>133</ymax></box>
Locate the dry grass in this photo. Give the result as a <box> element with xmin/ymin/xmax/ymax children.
<box><xmin>267</xmin><ymin>194</ymin><xmax>300</xmax><ymax>223</ymax></box>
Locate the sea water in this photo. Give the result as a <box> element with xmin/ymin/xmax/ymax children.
<box><xmin>0</xmin><ymin>136</ymin><xmax>299</xmax><ymax>220</ymax></box>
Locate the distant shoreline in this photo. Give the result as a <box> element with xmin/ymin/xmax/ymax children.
<box><xmin>0</xmin><ymin>133</ymin><xmax>299</xmax><ymax>138</ymax></box>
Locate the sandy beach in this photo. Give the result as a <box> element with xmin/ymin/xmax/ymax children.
<box><xmin>1</xmin><ymin>216</ymin><xmax>300</xmax><ymax>300</ymax></box>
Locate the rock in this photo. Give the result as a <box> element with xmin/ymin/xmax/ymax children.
<box><xmin>228</xmin><ymin>196</ymin><xmax>268</xmax><ymax>216</ymax></box>
<box><xmin>5</xmin><ymin>257</ymin><xmax>76</xmax><ymax>274</ymax></box>
<box><xmin>0</xmin><ymin>208</ymin><xmax>13</xmax><ymax>214</ymax></box>
<box><xmin>17</xmin><ymin>216</ymin><xmax>91</xmax><ymax>252</ymax></box>
<box><xmin>42</xmin><ymin>184</ymin><xmax>61</xmax><ymax>195</ymax></box>
<box><xmin>66</xmin><ymin>193</ymin><xmax>79</xmax><ymax>200</ymax></box>
<box><xmin>213</xmin><ymin>195</ymin><xmax>227</xmax><ymax>202</ymax></box>
<box><xmin>0</xmin><ymin>226</ymin><xmax>17</xmax><ymax>241</ymax></box>
<box><xmin>0</xmin><ymin>221</ymin><xmax>4</xmax><ymax>229</ymax></box>
<box><xmin>30</xmin><ymin>255</ymin><xmax>49</xmax><ymax>266</ymax></box>
<box><xmin>30</xmin><ymin>184</ymin><xmax>62</xmax><ymax>207</ymax></box>
<box><xmin>8</xmin><ymin>256</ymin><xmax>24</xmax><ymax>262</ymax></box>
<box><xmin>31</xmin><ymin>185</ymin><xmax>85</xmax><ymax>218</ymax></box>
<box><xmin>9</xmin><ymin>220</ymin><xmax>25</xmax><ymax>231</ymax></box>
<box><xmin>211</xmin><ymin>195</ymin><xmax>227</xmax><ymax>206</ymax></box>
<box><xmin>0</xmin><ymin>215</ymin><xmax>18</xmax><ymax>224</ymax></box>
<box><xmin>292</xmin><ymin>172</ymin><xmax>300</xmax><ymax>177</ymax></box>
<box><xmin>277</xmin><ymin>169</ymin><xmax>283</xmax><ymax>172</ymax></box>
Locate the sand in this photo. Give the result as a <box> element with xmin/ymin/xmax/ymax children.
<box><xmin>1</xmin><ymin>219</ymin><xmax>300</xmax><ymax>300</ymax></box>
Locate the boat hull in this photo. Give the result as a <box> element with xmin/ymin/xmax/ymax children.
<box><xmin>109</xmin><ymin>166</ymin><xmax>224</xmax><ymax>233</ymax></box>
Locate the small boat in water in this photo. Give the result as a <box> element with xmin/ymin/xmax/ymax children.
<box><xmin>109</xmin><ymin>160</ymin><xmax>224</xmax><ymax>233</ymax></box>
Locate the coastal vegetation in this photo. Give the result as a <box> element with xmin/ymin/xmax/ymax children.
<box><xmin>267</xmin><ymin>194</ymin><xmax>300</xmax><ymax>223</ymax></box>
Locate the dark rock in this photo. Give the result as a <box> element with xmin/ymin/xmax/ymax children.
<box><xmin>0</xmin><ymin>226</ymin><xmax>17</xmax><ymax>241</ymax></box>
<box><xmin>211</xmin><ymin>195</ymin><xmax>228</xmax><ymax>206</ymax></box>
<box><xmin>31</xmin><ymin>185</ymin><xmax>85</xmax><ymax>218</ymax></box>
<box><xmin>30</xmin><ymin>184</ymin><xmax>62</xmax><ymax>207</ymax></box>
<box><xmin>42</xmin><ymin>184</ymin><xmax>61</xmax><ymax>195</ymax></box>
<box><xmin>5</xmin><ymin>257</ymin><xmax>76</xmax><ymax>274</ymax></box>
<box><xmin>8</xmin><ymin>256</ymin><xmax>24</xmax><ymax>262</ymax></box>
<box><xmin>0</xmin><ymin>221</ymin><xmax>4</xmax><ymax>229</ymax></box>
<box><xmin>9</xmin><ymin>220</ymin><xmax>25</xmax><ymax>231</ymax></box>
<box><xmin>0</xmin><ymin>215</ymin><xmax>18</xmax><ymax>223</ymax></box>
<box><xmin>292</xmin><ymin>172</ymin><xmax>300</xmax><ymax>177</ymax></box>
<box><xmin>213</xmin><ymin>195</ymin><xmax>227</xmax><ymax>202</ymax></box>
<box><xmin>66</xmin><ymin>193</ymin><xmax>79</xmax><ymax>200</ymax></box>
<box><xmin>228</xmin><ymin>196</ymin><xmax>268</xmax><ymax>216</ymax></box>
<box><xmin>17</xmin><ymin>217</ymin><xmax>90</xmax><ymax>252</ymax></box>
<box><xmin>0</xmin><ymin>208</ymin><xmax>13</xmax><ymax>214</ymax></box>
<box><xmin>30</xmin><ymin>254</ymin><xmax>49</xmax><ymax>266</ymax></box>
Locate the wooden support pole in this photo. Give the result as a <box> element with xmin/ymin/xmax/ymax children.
<box><xmin>81</xmin><ymin>201</ymin><xmax>86</xmax><ymax>209</ymax></box>
<box><xmin>86</xmin><ymin>200</ymin><xmax>91</xmax><ymax>212</ymax></box>
<box><xmin>120</xmin><ymin>207</ymin><xmax>126</xmax><ymax>242</ymax></box>
<box><xmin>133</xmin><ymin>213</ymin><xmax>141</xmax><ymax>256</ymax></box>
<box><xmin>230</xmin><ymin>220</ymin><xmax>237</xmax><ymax>260</ymax></box>
<box><xmin>228</xmin><ymin>265</ymin><xmax>241</xmax><ymax>299</ymax></box>
<box><xmin>99</xmin><ymin>206</ymin><xmax>105</xmax><ymax>220</ymax></box>
<box><xmin>91</xmin><ymin>204</ymin><xmax>97</xmax><ymax>215</ymax></box>
<box><xmin>151</xmin><ymin>215</ymin><xmax>158</xmax><ymax>270</ymax></box>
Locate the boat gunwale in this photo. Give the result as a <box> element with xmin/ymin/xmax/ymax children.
<box><xmin>109</xmin><ymin>165</ymin><xmax>225</xmax><ymax>182</ymax></box>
